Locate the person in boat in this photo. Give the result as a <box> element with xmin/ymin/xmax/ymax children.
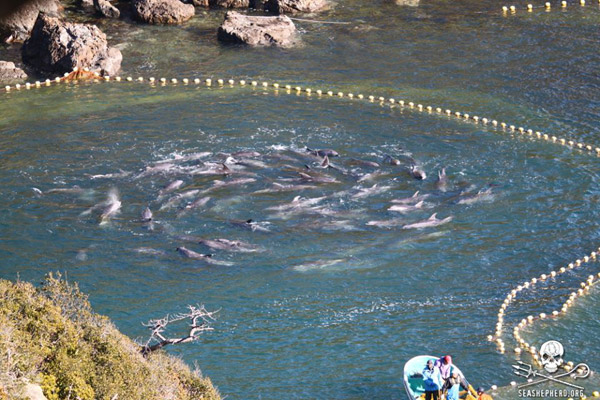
<box><xmin>434</xmin><ymin>355</ymin><xmax>454</xmax><ymax>382</ymax></box>
<box><xmin>444</xmin><ymin>372</ymin><xmax>468</xmax><ymax>400</ymax></box>
<box><xmin>476</xmin><ymin>387</ymin><xmax>493</xmax><ymax>400</ymax></box>
<box><xmin>422</xmin><ymin>359</ymin><xmax>443</xmax><ymax>400</ymax></box>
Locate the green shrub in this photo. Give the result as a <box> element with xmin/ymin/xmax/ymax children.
<box><xmin>0</xmin><ymin>273</ymin><xmax>221</xmax><ymax>400</ymax></box>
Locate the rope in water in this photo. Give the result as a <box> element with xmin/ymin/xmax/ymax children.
<box><xmin>4</xmin><ymin>69</ymin><xmax>600</xmax><ymax>398</ymax></box>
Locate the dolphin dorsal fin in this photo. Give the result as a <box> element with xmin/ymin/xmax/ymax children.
<box><xmin>415</xmin><ymin>200</ymin><xmax>424</xmax><ymax>208</ymax></box>
<box><xmin>293</xmin><ymin>195</ymin><xmax>301</xmax><ymax>202</ymax></box>
<box><xmin>321</xmin><ymin>156</ymin><xmax>330</xmax><ymax>167</ymax></box>
<box><xmin>246</xmin><ymin>219</ymin><xmax>253</xmax><ymax>224</ymax></box>
<box><xmin>412</xmin><ymin>190</ymin><xmax>419</xmax><ymax>197</ymax></box>
<box><xmin>429</xmin><ymin>213</ymin><xmax>438</xmax><ymax>220</ymax></box>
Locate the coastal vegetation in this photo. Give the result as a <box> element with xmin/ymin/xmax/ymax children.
<box><xmin>0</xmin><ymin>273</ymin><xmax>220</xmax><ymax>400</ymax></box>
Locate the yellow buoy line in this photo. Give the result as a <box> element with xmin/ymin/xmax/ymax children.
<box><xmin>5</xmin><ymin>70</ymin><xmax>600</xmax><ymax>159</ymax></box>
<box><xmin>4</xmin><ymin>71</ymin><xmax>600</xmax><ymax>396</ymax></box>
<box><xmin>489</xmin><ymin>250</ymin><xmax>598</xmax><ymax>357</ymax></box>
<box><xmin>502</xmin><ymin>0</ymin><xmax>598</xmax><ymax>14</ymax></box>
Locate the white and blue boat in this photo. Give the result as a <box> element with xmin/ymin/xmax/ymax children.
<box><xmin>403</xmin><ymin>355</ymin><xmax>477</xmax><ymax>400</ymax></box>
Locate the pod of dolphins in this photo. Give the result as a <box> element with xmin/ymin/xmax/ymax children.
<box><xmin>32</xmin><ymin>146</ymin><xmax>497</xmax><ymax>267</ymax></box>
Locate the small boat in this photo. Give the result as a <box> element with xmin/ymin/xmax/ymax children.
<box><xmin>403</xmin><ymin>355</ymin><xmax>478</xmax><ymax>400</ymax></box>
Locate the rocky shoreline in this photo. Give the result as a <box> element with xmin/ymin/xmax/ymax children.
<box><xmin>0</xmin><ymin>0</ymin><xmax>329</xmax><ymax>83</ymax></box>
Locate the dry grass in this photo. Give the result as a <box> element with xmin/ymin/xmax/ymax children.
<box><xmin>0</xmin><ymin>273</ymin><xmax>221</xmax><ymax>400</ymax></box>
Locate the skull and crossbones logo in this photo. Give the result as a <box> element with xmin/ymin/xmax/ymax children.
<box><xmin>539</xmin><ymin>340</ymin><xmax>564</xmax><ymax>373</ymax></box>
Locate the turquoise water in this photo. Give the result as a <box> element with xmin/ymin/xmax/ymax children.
<box><xmin>1</xmin><ymin>1</ymin><xmax>600</xmax><ymax>399</ymax></box>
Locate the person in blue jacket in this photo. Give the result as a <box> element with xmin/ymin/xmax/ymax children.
<box><xmin>422</xmin><ymin>359</ymin><xmax>443</xmax><ymax>400</ymax></box>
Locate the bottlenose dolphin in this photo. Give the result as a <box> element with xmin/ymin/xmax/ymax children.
<box><xmin>349</xmin><ymin>159</ymin><xmax>380</xmax><ymax>168</ymax></box>
<box><xmin>351</xmin><ymin>184</ymin><xmax>392</xmax><ymax>199</ymax></box>
<box><xmin>198</xmin><ymin>238</ymin><xmax>263</xmax><ymax>253</ymax></box>
<box><xmin>176</xmin><ymin>246</ymin><xmax>213</xmax><ymax>260</ymax></box>
<box><xmin>230</xmin><ymin>219</ymin><xmax>271</xmax><ymax>232</ymax></box>
<box><xmin>357</xmin><ymin>170</ymin><xmax>387</xmax><ymax>183</ymax></box>
<box><xmin>388</xmin><ymin>200</ymin><xmax>424</xmax><ymax>213</ymax></box>
<box><xmin>266</xmin><ymin>195</ymin><xmax>328</xmax><ymax>211</ymax></box>
<box><xmin>99</xmin><ymin>189</ymin><xmax>121</xmax><ymax>224</ymax></box>
<box><xmin>46</xmin><ymin>185</ymin><xmax>87</xmax><ymax>194</ymax></box>
<box><xmin>141</xmin><ymin>207</ymin><xmax>153</xmax><ymax>222</ymax></box>
<box><xmin>307</xmin><ymin>147</ymin><xmax>340</xmax><ymax>157</ymax></box>
<box><xmin>159</xmin><ymin>180</ymin><xmax>184</xmax><ymax>196</ymax></box>
<box><xmin>80</xmin><ymin>188</ymin><xmax>121</xmax><ymax>224</ymax></box>
<box><xmin>366</xmin><ymin>219</ymin><xmax>405</xmax><ymax>228</ymax></box>
<box><xmin>87</xmin><ymin>170</ymin><xmax>132</xmax><ymax>180</ymax></box>
<box><xmin>159</xmin><ymin>189</ymin><xmax>200</xmax><ymax>210</ymax></box>
<box><xmin>402</xmin><ymin>213</ymin><xmax>452</xmax><ymax>229</ymax></box>
<box><xmin>183</xmin><ymin>196</ymin><xmax>211</xmax><ymax>211</ymax></box>
<box><xmin>135</xmin><ymin>163</ymin><xmax>178</xmax><ymax>179</ymax></box>
<box><xmin>410</xmin><ymin>165</ymin><xmax>427</xmax><ymax>180</ymax></box>
<box><xmin>292</xmin><ymin>258</ymin><xmax>346</xmax><ymax>272</ymax></box>
<box><xmin>133</xmin><ymin>247</ymin><xmax>167</xmax><ymax>256</ymax></box>
<box><xmin>391</xmin><ymin>191</ymin><xmax>430</xmax><ymax>204</ymax></box>
<box><xmin>298</xmin><ymin>172</ymin><xmax>339</xmax><ymax>184</ymax></box>
<box><xmin>435</xmin><ymin>168</ymin><xmax>448</xmax><ymax>192</ymax></box>
<box><xmin>383</xmin><ymin>155</ymin><xmax>401</xmax><ymax>165</ymax></box>
<box><xmin>156</xmin><ymin>152</ymin><xmax>212</xmax><ymax>164</ymax></box>
<box><xmin>232</xmin><ymin>150</ymin><xmax>261</xmax><ymax>158</ymax></box>
<box><xmin>457</xmin><ymin>187</ymin><xmax>495</xmax><ymax>205</ymax></box>
<box><xmin>253</xmin><ymin>182</ymin><xmax>317</xmax><ymax>194</ymax></box>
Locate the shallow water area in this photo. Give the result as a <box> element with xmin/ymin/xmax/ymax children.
<box><xmin>2</xmin><ymin>0</ymin><xmax>600</xmax><ymax>399</ymax></box>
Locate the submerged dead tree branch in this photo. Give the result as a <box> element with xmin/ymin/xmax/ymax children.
<box><xmin>141</xmin><ymin>304</ymin><xmax>218</xmax><ymax>356</ymax></box>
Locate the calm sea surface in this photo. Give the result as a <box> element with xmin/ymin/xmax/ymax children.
<box><xmin>1</xmin><ymin>1</ymin><xmax>599</xmax><ymax>398</ymax></box>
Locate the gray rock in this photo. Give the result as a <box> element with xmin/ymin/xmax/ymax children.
<box><xmin>79</xmin><ymin>0</ymin><xmax>96</xmax><ymax>13</ymax></box>
<box><xmin>0</xmin><ymin>0</ymin><xmax>62</xmax><ymax>42</ymax></box>
<box><xmin>94</xmin><ymin>0</ymin><xmax>121</xmax><ymax>18</ymax></box>
<box><xmin>0</xmin><ymin>61</ymin><xmax>27</xmax><ymax>83</ymax></box>
<box><xmin>182</xmin><ymin>0</ymin><xmax>210</xmax><ymax>6</ymax></box>
<box><xmin>218</xmin><ymin>11</ymin><xmax>297</xmax><ymax>47</ymax></box>
<box><xmin>131</xmin><ymin>0</ymin><xmax>195</xmax><ymax>24</ymax></box>
<box><xmin>211</xmin><ymin>0</ymin><xmax>251</xmax><ymax>8</ymax></box>
<box><xmin>20</xmin><ymin>384</ymin><xmax>48</xmax><ymax>400</ymax></box>
<box><xmin>182</xmin><ymin>0</ymin><xmax>252</xmax><ymax>8</ymax></box>
<box><xmin>22</xmin><ymin>14</ymin><xmax>122</xmax><ymax>76</ymax></box>
<box><xmin>264</xmin><ymin>0</ymin><xmax>327</xmax><ymax>14</ymax></box>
